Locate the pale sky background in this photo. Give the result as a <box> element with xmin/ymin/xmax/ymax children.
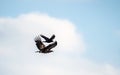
<box><xmin>0</xmin><ymin>0</ymin><xmax>120</xmax><ymax>75</ymax></box>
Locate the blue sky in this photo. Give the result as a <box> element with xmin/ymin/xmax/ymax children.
<box><xmin>0</xmin><ymin>0</ymin><xmax>120</xmax><ymax>75</ymax></box>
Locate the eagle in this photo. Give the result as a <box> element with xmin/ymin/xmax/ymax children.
<box><xmin>40</xmin><ymin>34</ymin><xmax>55</xmax><ymax>43</ymax></box>
<box><xmin>34</xmin><ymin>35</ymin><xmax>57</xmax><ymax>53</ymax></box>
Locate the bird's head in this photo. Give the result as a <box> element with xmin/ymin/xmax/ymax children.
<box><xmin>35</xmin><ymin>51</ymin><xmax>42</xmax><ymax>53</ymax></box>
<box><xmin>34</xmin><ymin>36</ymin><xmax>41</xmax><ymax>42</ymax></box>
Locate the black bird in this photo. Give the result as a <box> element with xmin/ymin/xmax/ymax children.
<box><xmin>40</xmin><ymin>34</ymin><xmax>55</xmax><ymax>43</ymax></box>
<box><xmin>34</xmin><ymin>36</ymin><xmax>57</xmax><ymax>53</ymax></box>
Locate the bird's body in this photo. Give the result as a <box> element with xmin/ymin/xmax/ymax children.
<box><xmin>40</xmin><ymin>34</ymin><xmax>55</xmax><ymax>43</ymax></box>
<box><xmin>34</xmin><ymin>35</ymin><xmax>57</xmax><ymax>53</ymax></box>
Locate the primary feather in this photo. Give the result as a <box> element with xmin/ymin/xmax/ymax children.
<box><xmin>40</xmin><ymin>34</ymin><xmax>55</xmax><ymax>43</ymax></box>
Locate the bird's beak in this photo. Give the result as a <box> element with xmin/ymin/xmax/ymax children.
<box><xmin>35</xmin><ymin>51</ymin><xmax>39</xmax><ymax>53</ymax></box>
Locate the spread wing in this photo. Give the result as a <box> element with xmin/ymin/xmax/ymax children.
<box><xmin>34</xmin><ymin>36</ymin><xmax>45</xmax><ymax>50</ymax></box>
<box><xmin>50</xmin><ymin>34</ymin><xmax>55</xmax><ymax>40</ymax></box>
<box><xmin>45</xmin><ymin>41</ymin><xmax>57</xmax><ymax>50</ymax></box>
<box><xmin>40</xmin><ymin>34</ymin><xmax>50</xmax><ymax>41</ymax></box>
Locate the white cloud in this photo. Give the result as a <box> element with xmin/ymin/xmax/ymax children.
<box><xmin>0</xmin><ymin>12</ymin><xmax>120</xmax><ymax>75</ymax></box>
<box><xmin>0</xmin><ymin>12</ymin><xmax>85</xmax><ymax>53</ymax></box>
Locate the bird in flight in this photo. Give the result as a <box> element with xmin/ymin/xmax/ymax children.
<box><xmin>34</xmin><ymin>35</ymin><xmax>57</xmax><ymax>53</ymax></box>
<box><xmin>40</xmin><ymin>34</ymin><xmax>55</xmax><ymax>43</ymax></box>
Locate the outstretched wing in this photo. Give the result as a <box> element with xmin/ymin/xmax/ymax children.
<box><xmin>40</xmin><ymin>34</ymin><xmax>49</xmax><ymax>41</ymax></box>
<box><xmin>34</xmin><ymin>36</ymin><xmax>45</xmax><ymax>50</ymax></box>
<box><xmin>45</xmin><ymin>41</ymin><xmax>57</xmax><ymax>50</ymax></box>
<box><xmin>50</xmin><ymin>34</ymin><xmax>55</xmax><ymax>40</ymax></box>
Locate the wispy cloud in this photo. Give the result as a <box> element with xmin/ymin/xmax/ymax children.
<box><xmin>0</xmin><ymin>12</ymin><xmax>120</xmax><ymax>75</ymax></box>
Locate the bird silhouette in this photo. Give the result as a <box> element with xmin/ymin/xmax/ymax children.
<box><xmin>34</xmin><ymin>36</ymin><xmax>57</xmax><ymax>53</ymax></box>
<box><xmin>40</xmin><ymin>34</ymin><xmax>55</xmax><ymax>43</ymax></box>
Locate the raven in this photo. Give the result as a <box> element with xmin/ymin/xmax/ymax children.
<box><xmin>40</xmin><ymin>34</ymin><xmax>55</xmax><ymax>43</ymax></box>
<box><xmin>34</xmin><ymin>36</ymin><xmax>57</xmax><ymax>53</ymax></box>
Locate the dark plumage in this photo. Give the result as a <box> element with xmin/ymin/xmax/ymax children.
<box><xmin>34</xmin><ymin>36</ymin><xmax>57</xmax><ymax>53</ymax></box>
<box><xmin>40</xmin><ymin>34</ymin><xmax>55</xmax><ymax>43</ymax></box>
